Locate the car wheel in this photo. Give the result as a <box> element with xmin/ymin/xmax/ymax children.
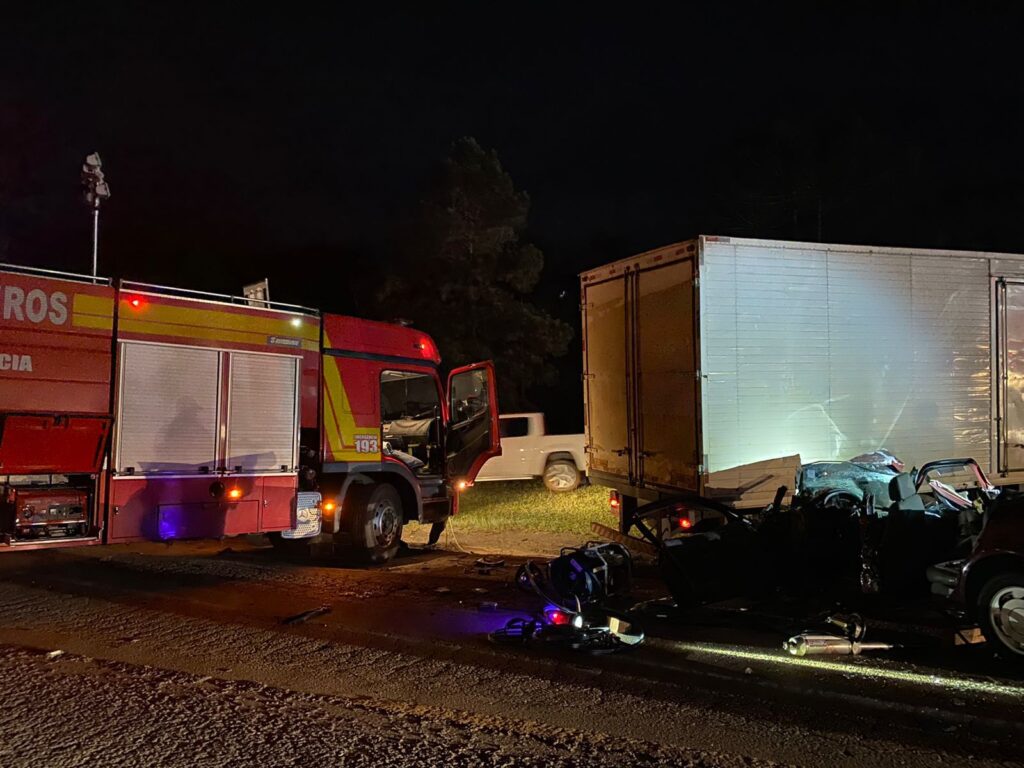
<box><xmin>544</xmin><ymin>460</ymin><xmax>580</xmax><ymax>492</ymax></box>
<box><xmin>977</xmin><ymin>571</ymin><xmax>1024</xmax><ymax>663</ymax></box>
<box><xmin>339</xmin><ymin>483</ymin><xmax>404</xmax><ymax>564</ymax></box>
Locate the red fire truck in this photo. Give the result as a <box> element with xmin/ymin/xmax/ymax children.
<box><xmin>0</xmin><ymin>264</ymin><xmax>499</xmax><ymax>563</ymax></box>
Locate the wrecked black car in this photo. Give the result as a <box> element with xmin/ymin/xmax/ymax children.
<box><xmin>656</xmin><ymin>455</ymin><xmax>1024</xmax><ymax>662</ymax></box>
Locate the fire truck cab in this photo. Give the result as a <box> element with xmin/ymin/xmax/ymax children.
<box><xmin>304</xmin><ymin>314</ymin><xmax>500</xmax><ymax>563</ymax></box>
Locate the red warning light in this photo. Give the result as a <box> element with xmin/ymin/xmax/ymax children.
<box><xmin>128</xmin><ymin>296</ymin><xmax>144</xmax><ymax>308</ymax></box>
<box><xmin>545</xmin><ymin>609</ymin><xmax>572</xmax><ymax>626</ymax></box>
<box><xmin>678</xmin><ymin>517</ymin><xmax>693</xmax><ymax>530</ymax></box>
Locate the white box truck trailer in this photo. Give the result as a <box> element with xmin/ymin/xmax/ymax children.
<box><xmin>581</xmin><ymin>235</ymin><xmax>1024</xmax><ymax>526</ymax></box>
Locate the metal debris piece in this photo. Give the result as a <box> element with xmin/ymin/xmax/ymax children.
<box><xmin>784</xmin><ymin>633</ymin><xmax>894</xmax><ymax>656</ymax></box>
<box><xmin>469</xmin><ymin>557</ymin><xmax>506</xmax><ymax>574</ymax></box>
<box><xmin>435</xmin><ymin>586</ymin><xmax>451</xmax><ymax>594</ymax></box>
<box><xmin>282</xmin><ymin>605</ymin><xmax>331</xmax><ymax>625</ymax></box>
<box><xmin>475</xmin><ymin>557</ymin><xmax>505</xmax><ymax>568</ymax></box>
<box><xmin>45</xmin><ymin>650</ymin><xmax>65</xmax><ymax>660</ymax></box>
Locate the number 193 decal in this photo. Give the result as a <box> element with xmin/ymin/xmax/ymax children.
<box><xmin>354</xmin><ymin>434</ymin><xmax>380</xmax><ymax>453</ymax></box>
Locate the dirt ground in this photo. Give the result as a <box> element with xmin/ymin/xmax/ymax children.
<box><xmin>0</xmin><ymin>536</ymin><xmax>1020</xmax><ymax>767</ymax></box>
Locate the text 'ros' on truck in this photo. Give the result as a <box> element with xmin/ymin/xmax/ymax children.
<box><xmin>0</xmin><ymin>263</ymin><xmax>500</xmax><ymax>564</ymax></box>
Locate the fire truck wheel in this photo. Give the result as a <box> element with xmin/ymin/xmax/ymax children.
<box><xmin>341</xmin><ymin>483</ymin><xmax>404</xmax><ymax>564</ymax></box>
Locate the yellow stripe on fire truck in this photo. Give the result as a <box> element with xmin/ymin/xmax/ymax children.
<box><xmin>117</xmin><ymin>299</ymin><xmax>319</xmax><ymax>351</ymax></box>
<box><xmin>321</xmin><ymin>332</ymin><xmax>382</xmax><ymax>463</ymax></box>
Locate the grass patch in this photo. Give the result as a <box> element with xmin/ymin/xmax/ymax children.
<box><xmin>453</xmin><ymin>480</ymin><xmax>616</xmax><ymax>534</ymax></box>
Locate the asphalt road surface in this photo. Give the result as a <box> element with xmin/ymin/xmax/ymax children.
<box><xmin>0</xmin><ymin>540</ymin><xmax>1021</xmax><ymax>767</ymax></box>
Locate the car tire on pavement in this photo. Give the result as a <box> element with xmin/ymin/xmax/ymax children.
<box><xmin>543</xmin><ymin>460</ymin><xmax>580</xmax><ymax>492</ymax></box>
<box><xmin>977</xmin><ymin>571</ymin><xmax>1024</xmax><ymax>664</ymax></box>
<box><xmin>338</xmin><ymin>483</ymin><xmax>404</xmax><ymax>564</ymax></box>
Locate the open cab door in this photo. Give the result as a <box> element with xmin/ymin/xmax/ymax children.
<box><xmin>446</xmin><ymin>361</ymin><xmax>501</xmax><ymax>484</ymax></box>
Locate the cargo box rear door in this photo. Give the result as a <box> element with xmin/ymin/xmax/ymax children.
<box><xmin>583</xmin><ymin>275</ymin><xmax>631</xmax><ymax>479</ymax></box>
<box><xmin>635</xmin><ymin>259</ymin><xmax>700</xmax><ymax>490</ymax></box>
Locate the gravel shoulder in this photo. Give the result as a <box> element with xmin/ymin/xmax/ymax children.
<box><xmin>0</xmin><ymin>543</ymin><xmax>1020</xmax><ymax>767</ymax></box>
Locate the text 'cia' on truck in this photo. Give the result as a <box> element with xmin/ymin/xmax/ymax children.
<box><xmin>0</xmin><ymin>262</ymin><xmax>501</xmax><ymax>564</ymax></box>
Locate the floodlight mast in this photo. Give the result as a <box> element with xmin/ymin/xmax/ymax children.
<box><xmin>81</xmin><ymin>152</ymin><xmax>111</xmax><ymax>278</ymax></box>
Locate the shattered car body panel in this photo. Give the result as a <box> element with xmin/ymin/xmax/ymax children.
<box><xmin>660</xmin><ymin>453</ymin><xmax>1015</xmax><ymax>608</ymax></box>
<box><xmin>797</xmin><ymin>460</ymin><xmax>899</xmax><ymax>510</ymax></box>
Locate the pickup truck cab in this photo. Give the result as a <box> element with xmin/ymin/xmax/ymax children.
<box><xmin>475</xmin><ymin>413</ymin><xmax>585</xmax><ymax>492</ymax></box>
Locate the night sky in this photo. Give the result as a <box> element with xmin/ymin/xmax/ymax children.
<box><xmin>3</xmin><ymin>5</ymin><xmax>1023</xmax><ymax>428</ymax></box>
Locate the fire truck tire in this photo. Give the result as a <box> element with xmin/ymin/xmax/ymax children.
<box><xmin>340</xmin><ymin>482</ymin><xmax>404</xmax><ymax>564</ymax></box>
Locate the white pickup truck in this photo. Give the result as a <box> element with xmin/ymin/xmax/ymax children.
<box><xmin>474</xmin><ymin>413</ymin><xmax>587</xmax><ymax>491</ymax></box>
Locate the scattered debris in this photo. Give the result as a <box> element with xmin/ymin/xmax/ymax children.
<box><xmin>492</xmin><ymin>541</ymin><xmax>644</xmax><ymax>653</ymax></box>
<box><xmin>472</xmin><ymin>587</ymin><xmax>488</xmax><ymax>594</ymax></box>
<box><xmin>784</xmin><ymin>634</ymin><xmax>895</xmax><ymax>657</ymax></box>
<box><xmin>478</xmin><ymin>601</ymin><xmax>499</xmax><ymax>611</ymax></box>
<box><xmin>281</xmin><ymin>605</ymin><xmax>332</xmax><ymax>626</ymax></box>
<box><xmin>490</xmin><ymin>611</ymin><xmax>644</xmax><ymax>654</ymax></box>
<box><xmin>784</xmin><ymin>611</ymin><xmax>896</xmax><ymax>656</ymax></box>
<box><xmin>589</xmin><ymin>522</ymin><xmax>658</xmax><ymax>558</ymax></box>
<box><xmin>954</xmin><ymin>627</ymin><xmax>986</xmax><ymax>646</ymax></box>
<box><xmin>434</xmin><ymin>586</ymin><xmax>451</xmax><ymax>594</ymax></box>
<box><xmin>516</xmin><ymin>542</ymin><xmax>633</xmax><ymax>607</ymax></box>
<box><xmin>45</xmin><ymin>650</ymin><xmax>64</xmax><ymax>660</ymax></box>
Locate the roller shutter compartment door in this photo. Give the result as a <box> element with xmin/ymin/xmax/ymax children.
<box><xmin>226</xmin><ymin>353</ymin><xmax>299</xmax><ymax>472</ymax></box>
<box><xmin>117</xmin><ymin>343</ymin><xmax>220</xmax><ymax>473</ymax></box>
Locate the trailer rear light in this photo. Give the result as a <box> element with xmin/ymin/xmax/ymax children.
<box><xmin>227</xmin><ymin>487</ymin><xmax>242</xmax><ymax>500</ymax></box>
<box><xmin>673</xmin><ymin>502</ymin><xmax>694</xmax><ymax>529</ymax></box>
<box><xmin>609</xmin><ymin>491</ymin><xmax>621</xmax><ymax>512</ymax></box>
<box><xmin>127</xmin><ymin>296</ymin><xmax>144</xmax><ymax>308</ymax></box>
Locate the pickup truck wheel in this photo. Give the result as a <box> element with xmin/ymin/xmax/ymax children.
<box><xmin>977</xmin><ymin>572</ymin><xmax>1024</xmax><ymax>663</ymax></box>
<box><xmin>339</xmin><ymin>483</ymin><xmax>404</xmax><ymax>564</ymax></box>
<box><xmin>544</xmin><ymin>460</ymin><xmax>580</xmax><ymax>492</ymax></box>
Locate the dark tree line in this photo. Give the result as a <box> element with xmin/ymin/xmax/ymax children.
<box><xmin>374</xmin><ymin>138</ymin><xmax>573</xmax><ymax>413</ymax></box>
